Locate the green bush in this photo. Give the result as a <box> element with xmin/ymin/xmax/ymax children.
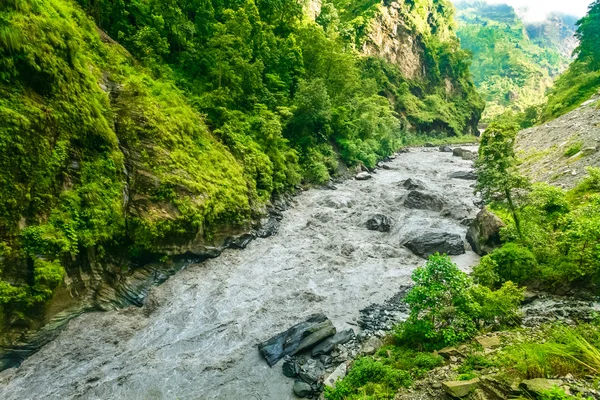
<box><xmin>469</xmin><ymin>282</ymin><xmax>524</xmax><ymax>326</ymax></box>
<box><xmin>324</xmin><ymin>357</ymin><xmax>413</xmax><ymax>400</ymax></box>
<box><xmin>486</xmin><ymin>243</ymin><xmax>538</xmax><ymax>286</ymax></box>
<box><xmin>395</xmin><ymin>254</ymin><xmax>480</xmax><ymax>349</ymax></box>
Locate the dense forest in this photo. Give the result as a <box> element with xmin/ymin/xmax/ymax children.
<box><xmin>454</xmin><ymin>1</ymin><xmax>575</xmax><ymax>122</ymax></box>
<box><xmin>0</xmin><ymin>0</ymin><xmax>483</xmax><ymax>331</ymax></box>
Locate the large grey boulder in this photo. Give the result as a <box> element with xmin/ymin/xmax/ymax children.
<box><xmin>402</xmin><ymin>178</ymin><xmax>427</xmax><ymax>191</ymax></box>
<box><xmin>293</xmin><ymin>380</ymin><xmax>313</xmax><ymax>398</ymax></box>
<box><xmin>311</xmin><ymin>329</ymin><xmax>355</xmax><ymax>356</ymax></box>
<box><xmin>258</xmin><ymin>314</ymin><xmax>336</xmax><ymax>366</ymax></box>
<box><xmin>404</xmin><ymin>232</ymin><xmax>465</xmax><ymax>258</ymax></box>
<box><xmin>520</xmin><ymin>378</ymin><xmax>565</xmax><ymax>396</ymax></box>
<box><xmin>439</xmin><ymin>145</ymin><xmax>453</xmax><ymax>153</ymax></box>
<box><xmin>466</xmin><ymin>208</ymin><xmax>505</xmax><ymax>256</ymax></box>
<box><xmin>366</xmin><ymin>215</ymin><xmax>392</xmax><ymax>232</ymax></box>
<box><xmin>449</xmin><ymin>171</ymin><xmax>477</xmax><ymax>180</ymax></box>
<box><xmin>404</xmin><ymin>190</ymin><xmax>445</xmax><ymax>211</ymax></box>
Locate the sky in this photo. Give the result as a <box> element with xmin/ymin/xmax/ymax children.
<box><xmin>484</xmin><ymin>0</ymin><xmax>593</xmax><ymax>21</ymax></box>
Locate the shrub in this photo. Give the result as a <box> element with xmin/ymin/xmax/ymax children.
<box><xmin>486</xmin><ymin>243</ymin><xmax>538</xmax><ymax>285</ymax></box>
<box><xmin>472</xmin><ymin>255</ymin><xmax>501</xmax><ymax>288</ymax></box>
<box><xmin>469</xmin><ymin>282</ymin><xmax>524</xmax><ymax>326</ymax></box>
<box><xmin>324</xmin><ymin>357</ymin><xmax>413</xmax><ymax>400</ymax></box>
<box><xmin>395</xmin><ymin>254</ymin><xmax>480</xmax><ymax>349</ymax></box>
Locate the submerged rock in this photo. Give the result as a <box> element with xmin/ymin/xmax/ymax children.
<box><xmin>404</xmin><ymin>190</ymin><xmax>445</xmax><ymax>211</ymax></box>
<box><xmin>404</xmin><ymin>232</ymin><xmax>465</xmax><ymax>258</ymax></box>
<box><xmin>440</xmin><ymin>145</ymin><xmax>453</xmax><ymax>152</ymax></box>
<box><xmin>466</xmin><ymin>208</ymin><xmax>505</xmax><ymax>256</ymax></box>
<box><xmin>365</xmin><ymin>214</ymin><xmax>392</xmax><ymax>232</ymax></box>
<box><xmin>402</xmin><ymin>178</ymin><xmax>428</xmax><ymax>191</ymax></box>
<box><xmin>450</xmin><ymin>171</ymin><xmax>477</xmax><ymax>180</ymax></box>
<box><xmin>258</xmin><ymin>314</ymin><xmax>336</xmax><ymax>366</ymax></box>
<box><xmin>355</xmin><ymin>172</ymin><xmax>372</xmax><ymax>181</ymax></box>
<box><xmin>282</xmin><ymin>356</ymin><xmax>299</xmax><ymax>378</ymax></box>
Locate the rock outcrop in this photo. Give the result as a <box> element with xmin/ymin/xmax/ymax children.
<box><xmin>258</xmin><ymin>314</ymin><xmax>336</xmax><ymax>366</ymax></box>
<box><xmin>404</xmin><ymin>232</ymin><xmax>465</xmax><ymax>258</ymax></box>
<box><xmin>466</xmin><ymin>208</ymin><xmax>505</xmax><ymax>256</ymax></box>
<box><xmin>404</xmin><ymin>190</ymin><xmax>446</xmax><ymax>211</ymax></box>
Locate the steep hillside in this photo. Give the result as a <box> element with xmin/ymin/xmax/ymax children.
<box><xmin>0</xmin><ymin>0</ymin><xmax>482</xmax><ymax>350</ymax></box>
<box><xmin>517</xmin><ymin>94</ymin><xmax>600</xmax><ymax>189</ymax></box>
<box><xmin>454</xmin><ymin>1</ymin><xmax>575</xmax><ymax>122</ymax></box>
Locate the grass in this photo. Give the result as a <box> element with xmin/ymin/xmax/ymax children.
<box><xmin>564</xmin><ymin>142</ymin><xmax>583</xmax><ymax>157</ymax></box>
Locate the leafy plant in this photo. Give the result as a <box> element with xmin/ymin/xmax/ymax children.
<box><xmin>564</xmin><ymin>142</ymin><xmax>583</xmax><ymax>157</ymax></box>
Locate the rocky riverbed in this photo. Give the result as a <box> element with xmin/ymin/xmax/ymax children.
<box><xmin>0</xmin><ymin>147</ymin><xmax>482</xmax><ymax>400</ymax></box>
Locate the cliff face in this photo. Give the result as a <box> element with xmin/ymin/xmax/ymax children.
<box><xmin>334</xmin><ymin>0</ymin><xmax>484</xmax><ymax>134</ymax></box>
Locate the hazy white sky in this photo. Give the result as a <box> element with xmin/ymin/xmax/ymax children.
<box><xmin>484</xmin><ymin>0</ymin><xmax>593</xmax><ymax>21</ymax></box>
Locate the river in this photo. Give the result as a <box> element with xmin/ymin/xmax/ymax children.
<box><xmin>0</xmin><ymin>147</ymin><xmax>480</xmax><ymax>400</ymax></box>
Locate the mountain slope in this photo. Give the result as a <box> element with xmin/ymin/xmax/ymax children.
<box><xmin>454</xmin><ymin>0</ymin><xmax>575</xmax><ymax>122</ymax></box>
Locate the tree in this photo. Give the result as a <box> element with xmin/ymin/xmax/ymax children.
<box><xmin>575</xmin><ymin>0</ymin><xmax>600</xmax><ymax>68</ymax></box>
<box><xmin>475</xmin><ymin>122</ymin><xmax>530</xmax><ymax>237</ymax></box>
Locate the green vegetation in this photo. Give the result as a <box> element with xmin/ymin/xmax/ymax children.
<box><xmin>475</xmin><ymin>122</ymin><xmax>530</xmax><ymax>236</ymax></box>
<box><xmin>326</xmin><ymin>254</ymin><xmax>523</xmax><ymax>399</ymax></box>
<box><xmin>542</xmin><ymin>1</ymin><xmax>600</xmax><ymax>121</ymax></box>
<box><xmin>455</xmin><ymin>1</ymin><xmax>574</xmax><ymax>122</ymax></box>
<box><xmin>564</xmin><ymin>142</ymin><xmax>584</xmax><ymax>157</ymax></box>
<box><xmin>0</xmin><ymin>0</ymin><xmax>483</xmax><ymax>330</ymax></box>
<box><xmin>473</xmin><ymin>124</ymin><xmax>600</xmax><ymax>290</ymax></box>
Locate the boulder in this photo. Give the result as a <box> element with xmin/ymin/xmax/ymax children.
<box><xmin>438</xmin><ymin>347</ymin><xmax>462</xmax><ymax>359</ymax></box>
<box><xmin>282</xmin><ymin>356</ymin><xmax>299</xmax><ymax>378</ymax></box>
<box><xmin>520</xmin><ymin>378</ymin><xmax>564</xmax><ymax>396</ymax></box>
<box><xmin>298</xmin><ymin>358</ymin><xmax>323</xmax><ymax>384</ymax></box>
<box><xmin>355</xmin><ymin>172</ymin><xmax>372</xmax><ymax>181</ymax></box>
<box><xmin>324</xmin><ymin>363</ymin><xmax>347</xmax><ymax>389</ymax></box>
<box><xmin>440</xmin><ymin>145</ymin><xmax>453</xmax><ymax>153</ymax></box>
<box><xmin>258</xmin><ymin>314</ymin><xmax>336</xmax><ymax>366</ymax></box>
<box><xmin>382</xmin><ymin>164</ymin><xmax>391</xmax><ymax>170</ymax></box>
<box><xmin>449</xmin><ymin>171</ymin><xmax>477</xmax><ymax>180</ymax></box>
<box><xmin>312</xmin><ymin>329</ymin><xmax>355</xmax><ymax>356</ymax></box>
<box><xmin>402</xmin><ymin>178</ymin><xmax>427</xmax><ymax>191</ymax></box>
<box><xmin>461</xmin><ymin>150</ymin><xmax>476</xmax><ymax>161</ymax></box>
<box><xmin>404</xmin><ymin>190</ymin><xmax>445</xmax><ymax>211</ymax></box>
<box><xmin>443</xmin><ymin>378</ymin><xmax>480</xmax><ymax>398</ymax></box>
<box><xmin>475</xmin><ymin>335</ymin><xmax>501</xmax><ymax>349</ymax></box>
<box><xmin>404</xmin><ymin>232</ymin><xmax>465</xmax><ymax>258</ymax></box>
<box><xmin>293</xmin><ymin>380</ymin><xmax>313</xmax><ymax>398</ymax></box>
<box><xmin>466</xmin><ymin>208</ymin><xmax>505</xmax><ymax>256</ymax></box>
<box><xmin>361</xmin><ymin>336</ymin><xmax>383</xmax><ymax>355</ymax></box>
<box><xmin>366</xmin><ymin>215</ymin><xmax>392</xmax><ymax>233</ymax></box>
<box><xmin>453</xmin><ymin>148</ymin><xmax>466</xmax><ymax>157</ymax></box>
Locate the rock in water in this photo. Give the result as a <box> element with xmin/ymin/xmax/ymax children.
<box><xmin>404</xmin><ymin>232</ymin><xmax>465</xmax><ymax>258</ymax></box>
<box><xmin>366</xmin><ymin>215</ymin><xmax>392</xmax><ymax>232</ymax></box>
<box><xmin>402</xmin><ymin>178</ymin><xmax>427</xmax><ymax>191</ymax></box>
<box><xmin>282</xmin><ymin>356</ymin><xmax>299</xmax><ymax>378</ymax></box>
<box><xmin>311</xmin><ymin>329</ymin><xmax>355</xmax><ymax>356</ymax></box>
<box><xmin>293</xmin><ymin>380</ymin><xmax>313</xmax><ymax>398</ymax></box>
<box><xmin>453</xmin><ymin>148</ymin><xmax>465</xmax><ymax>157</ymax></box>
<box><xmin>355</xmin><ymin>172</ymin><xmax>372</xmax><ymax>181</ymax></box>
<box><xmin>466</xmin><ymin>208</ymin><xmax>505</xmax><ymax>256</ymax></box>
<box><xmin>258</xmin><ymin>314</ymin><xmax>336</xmax><ymax>366</ymax></box>
<box><xmin>449</xmin><ymin>171</ymin><xmax>477</xmax><ymax>180</ymax></box>
<box><xmin>439</xmin><ymin>145</ymin><xmax>453</xmax><ymax>152</ymax></box>
<box><xmin>404</xmin><ymin>190</ymin><xmax>445</xmax><ymax>211</ymax></box>
<box><xmin>425</xmin><ymin>142</ymin><xmax>436</xmax><ymax>147</ymax></box>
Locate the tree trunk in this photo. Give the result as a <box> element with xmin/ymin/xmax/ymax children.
<box><xmin>505</xmin><ymin>189</ymin><xmax>522</xmax><ymax>239</ymax></box>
